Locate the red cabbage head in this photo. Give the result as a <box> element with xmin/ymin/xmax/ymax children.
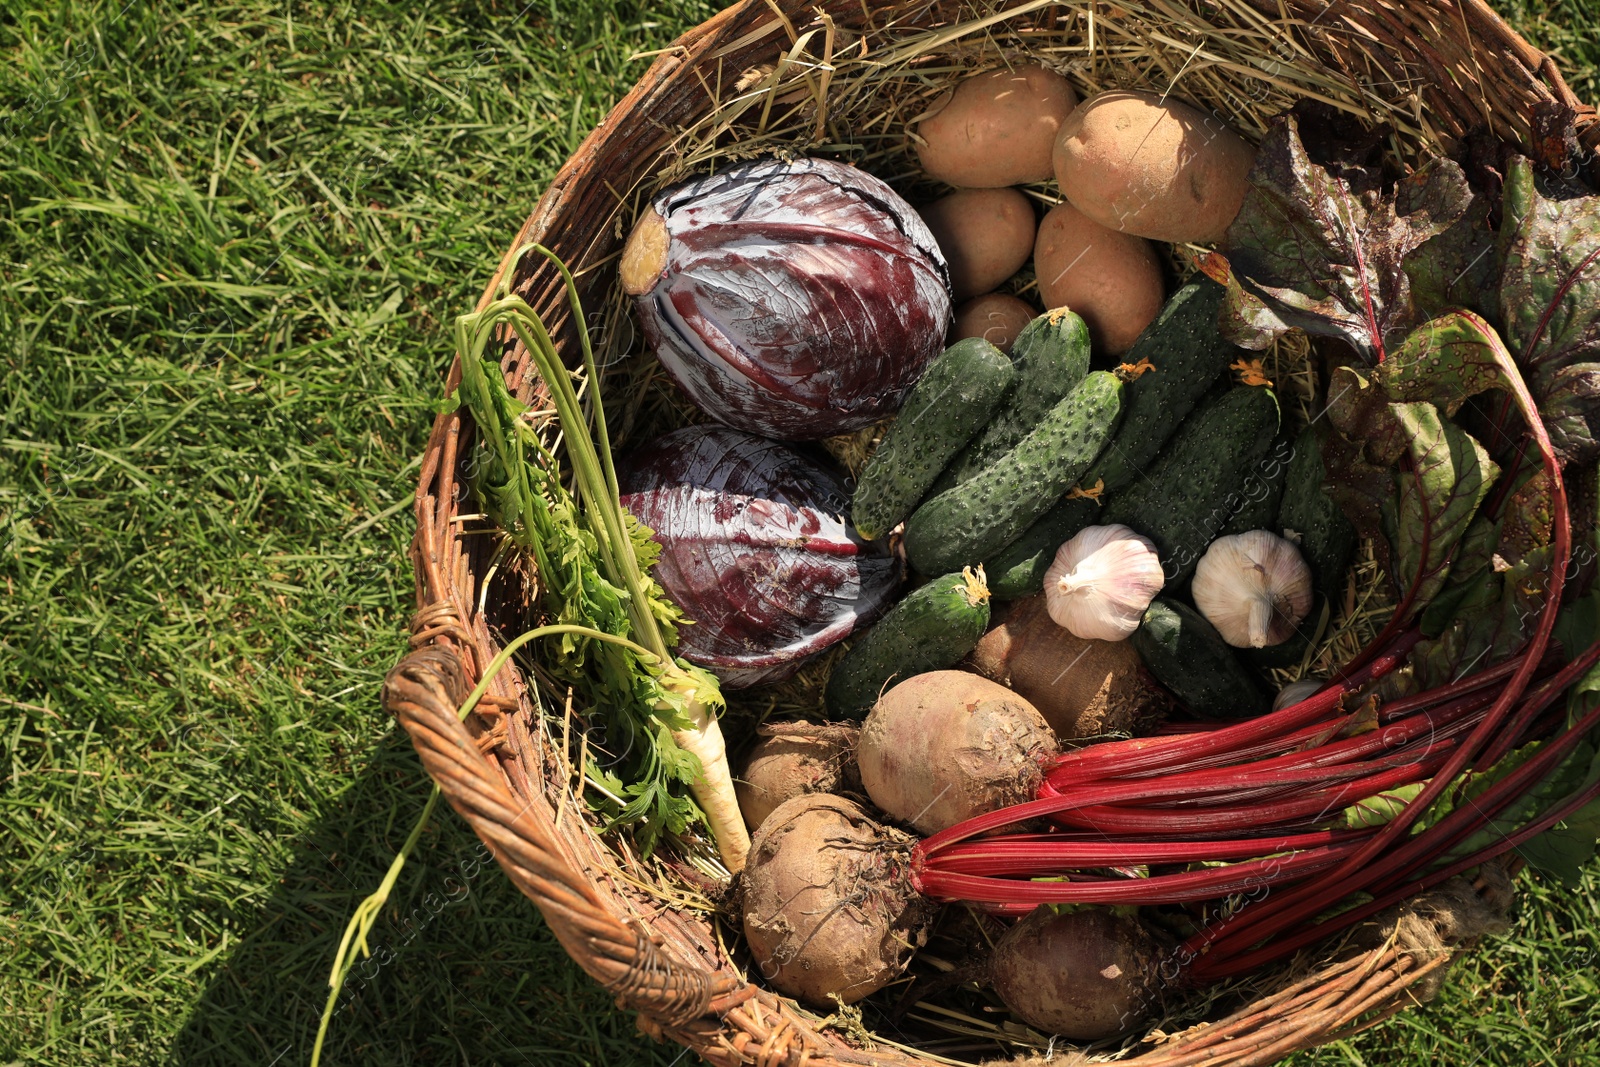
<box><xmin>618</xmin><ymin>426</ymin><xmax>900</xmax><ymax>688</ymax></box>
<box><xmin>619</xmin><ymin>157</ymin><xmax>951</xmax><ymax>440</ymax></box>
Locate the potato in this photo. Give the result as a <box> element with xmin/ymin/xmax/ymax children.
<box><xmin>953</xmin><ymin>293</ymin><xmax>1036</xmax><ymax>353</ymax></box>
<box><xmin>1053</xmin><ymin>90</ymin><xmax>1256</xmax><ymax>244</ymax></box>
<box><xmin>1033</xmin><ymin>201</ymin><xmax>1164</xmax><ymax>355</ymax></box>
<box><xmin>991</xmin><ymin>908</ymin><xmax>1161</xmax><ymax>1040</ymax></box>
<box><xmin>920</xmin><ymin>188</ymin><xmax>1036</xmax><ymax>301</ymax></box>
<box><xmin>915</xmin><ymin>64</ymin><xmax>1077</xmax><ymax>188</ymax></box>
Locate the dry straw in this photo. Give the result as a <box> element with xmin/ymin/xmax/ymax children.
<box><xmin>384</xmin><ymin>1</ymin><xmax>1597</xmax><ymax>1065</ymax></box>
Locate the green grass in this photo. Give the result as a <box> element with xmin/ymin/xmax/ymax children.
<box><xmin>0</xmin><ymin>2</ymin><xmax>1597</xmax><ymax>1066</ymax></box>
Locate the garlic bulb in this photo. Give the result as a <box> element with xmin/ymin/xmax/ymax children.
<box><xmin>1043</xmin><ymin>524</ymin><xmax>1165</xmax><ymax>641</ymax></box>
<box><xmin>1273</xmin><ymin>678</ymin><xmax>1325</xmax><ymax>711</ymax></box>
<box><xmin>1192</xmin><ymin>531</ymin><xmax>1313</xmax><ymax>649</ymax></box>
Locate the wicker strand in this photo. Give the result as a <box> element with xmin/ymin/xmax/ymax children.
<box><xmin>381</xmin><ymin>640</ymin><xmax>728</xmax><ymax>1023</ymax></box>
<box><xmin>601</xmin><ymin>925</ymin><xmax>718</xmax><ymax>1027</ymax></box>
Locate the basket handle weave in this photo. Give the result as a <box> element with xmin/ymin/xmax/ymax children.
<box><xmin>382</xmin><ymin>639</ymin><xmax>739</xmax><ymax>1026</ymax></box>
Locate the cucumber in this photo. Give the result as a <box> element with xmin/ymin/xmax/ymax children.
<box><xmin>904</xmin><ymin>371</ymin><xmax>1123</xmax><ymax>577</ymax></box>
<box><xmin>823</xmin><ymin>567</ymin><xmax>992</xmax><ymax>719</ymax></box>
<box><xmin>1103</xmin><ymin>385</ymin><xmax>1279</xmax><ymax>583</ymax></box>
<box><xmin>1220</xmin><ymin>434</ymin><xmax>1293</xmax><ymax>536</ymax></box>
<box><xmin>1238</xmin><ymin>427</ymin><xmax>1354</xmax><ymax>671</ymax></box>
<box><xmin>1083</xmin><ymin>278</ymin><xmax>1239</xmax><ymax>494</ymax></box>
<box><xmin>931</xmin><ymin>309</ymin><xmax>1091</xmax><ymax>494</ymax></box>
<box><xmin>1276</xmin><ymin>424</ymin><xmax>1357</xmax><ymax>600</ymax></box>
<box><xmin>852</xmin><ymin>338</ymin><xmax>1015</xmax><ymax>540</ymax></box>
<box><xmin>983</xmin><ymin>497</ymin><xmax>1099</xmax><ymax>600</ymax></box>
<box><xmin>1131</xmin><ymin>598</ymin><xmax>1272</xmax><ymax>720</ymax></box>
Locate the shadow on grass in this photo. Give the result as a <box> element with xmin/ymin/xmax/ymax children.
<box><xmin>169</xmin><ymin>726</ymin><xmax>683</xmax><ymax>1067</ymax></box>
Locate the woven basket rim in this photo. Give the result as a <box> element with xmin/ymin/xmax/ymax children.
<box><xmin>383</xmin><ymin>3</ymin><xmax>1594</xmax><ymax>1065</ymax></box>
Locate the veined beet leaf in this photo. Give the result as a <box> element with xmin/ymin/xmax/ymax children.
<box><xmin>1556</xmin><ymin>588</ymin><xmax>1600</xmax><ymax>676</ymax></box>
<box><xmin>1418</xmin><ymin>512</ymin><xmax>1502</xmax><ymax>639</ymax></box>
<box><xmin>1343</xmin><ymin>782</ymin><xmax>1429</xmax><ymax>830</ymax></box>
<box><xmin>1383</xmin><ymin>403</ymin><xmax>1499</xmax><ymax>622</ymax></box>
<box><xmin>1405</xmin><ymin>196</ymin><xmax>1498</xmax><ymax>319</ymax></box>
<box><xmin>1205</xmin><ymin>112</ymin><xmax>1472</xmax><ymax>363</ymax></box>
<box><xmin>1324</xmin><ymin>310</ymin><xmax>1567</xmax><ymax>664</ymax></box>
<box><xmin>1412</xmin><ymin>501</ymin><xmax>1549</xmax><ymax>691</ymax></box>
<box><xmin>1403</xmin><ymin>156</ymin><xmax>1600</xmax><ymax>463</ymax></box>
<box><xmin>1444</xmin><ymin>735</ymin><xmax>1600</xmax><ymax>885</ymax></box>
<box><xmin>1368</xmin><ymin>309</ymin><xmax>1525</xmax><ymax>413</ymax></box>
<box><xmin>1497</xmin><ymin>157</ymin><xmax>1600</xmax><ymax>373</ymax></box>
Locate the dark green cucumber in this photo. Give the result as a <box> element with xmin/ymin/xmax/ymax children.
<box><xmin>1103</xmin><ymin>385</ymin><xmax>1279</xmax><ymax>583</ymax></box>
<box><xmin>852</xmin><ymin>338</ymin><xmax>1015</xmax><ymax>540</ymax></box>
<box><xmin>1084</xmin><ymin>278</ymin><xmax>1240</xmax><ymax>494</ymax></box>
<box><xmin>983</xmin><ymin>497</ymin><xmax>1099</xmax><ymax>600</ymax></box>
<box><xmin>904</xmin><ymin>371</ymin><xmax>1123</xmax><ymax>577</ymax></box>
<box><xmin>1240</xmin><ymin>427</ymin><xmax>1355</xmax><ymax>669</ymax></box>
<box><xmin>1276</xmin><ymin>424</ymin><xmax>1357</xmax><ymax>600</ymax></box>
<box><xmin>1131</xmin><ymin>598</ymin><xmax>1272</xmax><ymax>720</ymax></box>
<box><xmin>1220</xmin><ymin>434</ymin><xmax>1293</xmax><ymax>536</ymax></box>
<box><xmin>823</xmin><ymin>568</ymin><xmax>992</xmax><ymax>719</ymax></box>
<box><xmin>931</xmin><ymin>309</ymin><xmax>1091</xmax><ymax>494</ymax></box>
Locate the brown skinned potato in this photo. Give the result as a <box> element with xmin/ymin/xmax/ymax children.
<box><xmin>1053</xmin><ymin>90</ymin><xmax>1256</xmax><ymax>243</ymax></box>
<box><xmin>734</xmin><ymin>723</ymin><xmax>860</xmax><ymax>833</ymax></box>
<box><xmin>991</xmin><ymin>907</ymin><xmax>1161</xmax><ymax>1039</ymax></box>
<box><xmin>915</xmin><ymin>65</ymin><xmax>1077</xmax><ymax>187</ymax></box>
<box><xmin>920</xmin><ymin>188</ymin><xmax>1036</xmax><ymax>301</ymax></box>
<box><xmin>953</xmin><ymin>293</ymin><xmax>1037</xmax><ymax>353</ymax></box>
<box><xmin>1033</xmin><ymin>201</ymin><xmax>1165</xmax><ymax>355</ymax></box>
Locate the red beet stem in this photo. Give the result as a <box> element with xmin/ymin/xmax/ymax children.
<box><xmin>1194</xmin><ymin>769</ymin><xmax>1600</xmax><ymax>980</ymax></box>
<box><xmin>1177</xmin><ymin>333</ymin><xmax>1571</xmax><ymax>966</ymax></box>
<box><xmin>1375</xmin><ymin>648</ymin><xmax>1537</xmax><ymax>720</ymax></box>
<box><xmin>1473</xmin><ymin>642</ymin><xmax>1573</xmax><ymax>769</ymax></box>
<box><xmin>1045</xmin><ymin>631</ymin><xmax>1420</xmax><ymax>785</ymax></box>
<box><xmin>914</xmin><ymin>842</ymin><xmax>1360</xmax><ymax>906</ymax></box>
<box><xmin>1040</xmin><ymin>691</ymin><xmax>1495</xmax><ymax>819</ymax></box>
<box><xmin>929</xmin><ymin>828</ymin><xmax>1367</xmax><ymax>876</ymax></box>
<box><xmin>1190</xmin><ymin>630</ymin><xmax>1599</xmax><ymax>973</ymax></box>
<box><xmin>1048</xmin><ymin>647</ymin><xmax>1545</xmax><ymax>795</ymax></box>
<box><xmin>1044</xmin><ymin>755</ymin><xmax>1449</xmax><ymax>836</ymax></box>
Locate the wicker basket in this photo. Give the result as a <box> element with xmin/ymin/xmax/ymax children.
<box><xmin>381</xmin><ymin>2</ymin><xmax>1598</xmax><ymax>1063</ymax></box>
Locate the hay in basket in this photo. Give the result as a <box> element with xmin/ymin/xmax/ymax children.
<box><xmin>380</xmin><ymin>2</ymin><xmax>1598</xmax><ymax>1064</ymax></box>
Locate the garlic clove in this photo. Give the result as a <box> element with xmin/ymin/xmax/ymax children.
<box><xmin>1042</xmin><ymin>524</ymin><xmax>1165</xmax><ymax>642</ymax></box>
<box><xmin>1273</xmin><ymin>677</ymin><xmax>1325</xmax><ymax>711</ymax></box>
<box><xmin>1191</xmin><ymin>530</ymin><xmax>1313</xmax><ymax>649</ymax></box>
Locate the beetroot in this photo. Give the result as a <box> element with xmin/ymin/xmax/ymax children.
<box><xmin>968</xmin><ymin>594</ymin><xmax>1171</xmax><ymax>741</ymax></box>
<box><xmin>741</xmin><ymin>794</ymin><xmax>934</xmax><ymax>1005</ymax></box>
<box><xmin>857</xmin><ymin>671</ymin><xmax>1057</xmax><ymax>834</ymax></box>
<box><xmin>620</xmin><ymin>157</ymin><xmax>952</xmax><ymax>440</ymax></box>
<box><xmin>990</xmin><ymin>907</ymin><xmax>1161</xmax><ymax>1039</ymax></box>
<box><xmin>618</xmin><ymin>426</ymin><xmax>899</xmax><ymax>688</ymax></box>
<box><xmin>735</xmin><ymin>723</ymin><xmax>861</xmax><ymax>833</ymax></box>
